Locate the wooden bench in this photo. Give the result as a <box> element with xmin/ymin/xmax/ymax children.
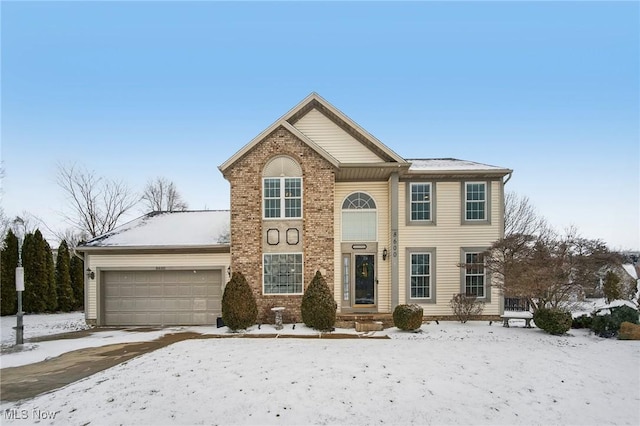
<box><xmin>500</xmin><ymin>311</ymin><xmax>533</xmax><ymax>328</ymax></box>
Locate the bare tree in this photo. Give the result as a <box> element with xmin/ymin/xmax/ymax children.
<box><xmin>141</xmin><ymin>177</ymin><xmax>188</xmax><ymax>212</ymax></box>
<box><xmin>484</xmin><ymin>224</ymin><xmax>623</xmax><ymax>310</ymax></box>
<box><xmin>504</xmin><ymin>191</ymin><xmax>550</xmax><ymax>238</ymax></box>
<box><xmin>57</xmin><ymin>164</ymin><xmax>138</xmax><ymax>238</ymax></box>
<box><xmin>54</xmin><ymin>228</ymin><xmax>90</xmax><ymax>249</ymax></box>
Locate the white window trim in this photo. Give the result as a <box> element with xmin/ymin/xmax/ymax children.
<box><xmin>262</xmin><ymin>252</ymin><xmax>304</xmax><ymax>295</ymax></box>
<box><xmin>460</xmin><ymin>248</ymin><xmax>491</xmax><ymax>302</ymax></box>
<box><xmin>262</xmin><ymin>177</ymin><xmax>303</xmax><ymax>220</ymax></box>
<box><xmin>407</xmin><ymin>182</ymin><xmax>435</xmax><ymax>225</ymax></box>
<box><xmin>341</xmin><ymin>192</ymin><xmax>378</xmax><ymax>242</ymax></box>
<box><xmin>406</xmin><ymin>247</ymin><xmax>436</xmax><ymax>304</ymax></box>
<box><xmin>462</xmin><ymin>181</ymin><xmax>491</xmax><ymax>224</ymax></box>
<box><xmin>465</xmin><ymin>181</ymin><xmax>486</xmax><ymax>221</ymax></box>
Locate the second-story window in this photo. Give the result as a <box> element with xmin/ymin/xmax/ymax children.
<box><xmin>465</xmin><ymin>182</ymin><xmax>486</xmax><ymax>221</ymax></box>
<box><xmin>263</xmin><ymin>156</ymin><xmax>303</xmax><ymax>219</ymax></box>
<box><xmin>410</xmin><ymin>183</ymin><xmax>431</xmax><ymax>221</ymax></box>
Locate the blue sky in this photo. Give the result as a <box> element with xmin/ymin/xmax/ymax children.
<box><xmin>1</xmin><ymin>1</ymin><xmax>638</xmax><ymax>249</ymax></box>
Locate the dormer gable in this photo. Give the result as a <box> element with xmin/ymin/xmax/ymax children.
<box><xmin>219</xmin><ymin>93</ymin><xmax>408</xmax><ymax>176</ymax></box>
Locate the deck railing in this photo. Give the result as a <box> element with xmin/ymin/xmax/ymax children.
<box><xmin>504</xmin><ymin>297</ymin><xmax>530</xmax><ymax>312</ymax></box>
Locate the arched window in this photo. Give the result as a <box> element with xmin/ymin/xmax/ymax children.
<box><xmin>342</xmin><ymin>192</ymin><xmax>377</xmax><ymax>241</ymax></box>
<box><xmin>262</xmin><ymin>156</ymin><xmax>302</xmax><ymax>219</ymax></box>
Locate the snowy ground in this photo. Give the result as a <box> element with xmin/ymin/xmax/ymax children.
<box><xmin>0</xmin><ymin>312</ymin><xmax>89</xmax><ymax>349</ymax></box>
<box><xmin>1</xmin><ymin>316</ymin><xmax>639</xmax><ymax>426</ymax></box>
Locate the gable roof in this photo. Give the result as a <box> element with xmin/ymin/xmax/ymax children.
<box><xmin>77</xmin><ymin>210</ymin><xmax>230</xmax><ymax>251</ymax></box>
<box><xmin>219</xmin><ymin>92</ymin><xmax>408</xmax><ymax>174</ymax></box>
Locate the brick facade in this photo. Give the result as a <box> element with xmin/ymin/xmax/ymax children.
<box><xmin>223</xmin><ymin>126</ymin><xmax>336</xmax><ymax>323</ymax></box>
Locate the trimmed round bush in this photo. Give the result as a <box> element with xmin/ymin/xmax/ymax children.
<box><xmin>533</xmin><ymin>308</ymin><xmax>572</xmax><ymax>335</ymax></box>
<box><xmin>393</xmin><ymin>304</ymin><xmax>424</xmax><ymax>331</ymax></box>
<box><xmin>221</xmin><ymin>271</ymin><xmax>258</xmax><ymax>331</ymax></box>
<box><xmin>301</xmin><ymin>271</ymin><xmax>337</xmax><ymax>331</ymax></box>
<box><xmin>618</xmin><ymin>322</ymin><xmax>640</xmax><ymax>340</ymax></box>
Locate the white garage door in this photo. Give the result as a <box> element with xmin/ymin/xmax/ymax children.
<box><xmin>103</xmin><ymin>269</ymin><xmax>222</xmax><ymax>326</ymax></box>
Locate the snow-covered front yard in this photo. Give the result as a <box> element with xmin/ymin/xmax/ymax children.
<box><xmin>1</xmin><ymin>314</ymin><xmax>639</xmax><ymax>425</ymax></box>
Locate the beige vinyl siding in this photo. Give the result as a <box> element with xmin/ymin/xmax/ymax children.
<box><xmin>293</xmin><ymin>109</ymin><xmax>383</xmax><ymax>163</ymax></box>
<box><xmin>398</xmin><ymin>180</ymin><xmax>503</xmax><ymax>315</ymax></box>
<box><xmin>333</xmin><ymin>182</ymin><xmax>390</xmax><ymax>312</ymax></box>
<box><xmin>85</xmin><ymin>252</ymin><xmax>230</xmax><ymax>320</ymax></box>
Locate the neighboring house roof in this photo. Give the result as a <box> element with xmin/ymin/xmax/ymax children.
<box><xmin>77</xmin><ymin>211</ymin><xmax>230</xmax><ymax>251</ymax></box>
<box><xmin>622</xmin><ymin>264</ymin><xmax>639</xmax><ymax>280</ymax></box>
<box><xmin>219</xmin><ymin>92</ymin><xmax>408</xmax><ymax>174</ymax></box>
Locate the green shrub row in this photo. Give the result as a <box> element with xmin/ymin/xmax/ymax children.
<box><xmin>590</xmin><ymin>306</ymin><xmax>639</xmax><ymax>338</ymax></box>
<box><xmin>221</xmin><ymin>270</ymin><xmax>338</xmax><ymax>332</ymax></box>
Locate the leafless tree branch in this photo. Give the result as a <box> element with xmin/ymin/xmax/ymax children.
<box><xmin>141</xmin><ymin>177</ymin><xmax>188</xmax><ymax>212</ymax></box>
<box><xmin>56</xmin><ymin>163</ymin><xmax>138</xmax><ymax>238</ymax></box>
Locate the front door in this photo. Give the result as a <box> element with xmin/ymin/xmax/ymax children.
<box><xmin>354</xmin><ymin>254</ymin><xmax>375</xmax><ymax>305</ymax></box>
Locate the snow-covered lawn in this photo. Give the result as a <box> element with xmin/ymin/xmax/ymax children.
<box><xmin>0</xmin><ymin>312</ymin><xmax>89</xmax><ymax>349</ymax></box>
<box><xmin>1</xmin><ymin>319</ymin><xmax>639</xmax><ymax>425</ymax></box>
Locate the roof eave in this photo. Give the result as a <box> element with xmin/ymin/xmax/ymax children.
<box><xmin>404</xmin><ymin>168</ymin><xmax>513</xmax><ymax>178</ymax></box>
<box><xmin>77</xmin><ymin>244</ymin><xmax>231</xmax><ymax>254</ymax></box>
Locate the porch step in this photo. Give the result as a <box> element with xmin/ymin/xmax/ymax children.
<box><xmin>355</xmin><ymin>321</ymin><xmax>384</xmax><ymax>332</ymax></box>
<box><xmin>336</xmin><ymin>314</ymin><xmax>394</xmax><ymax>330</ymax></box>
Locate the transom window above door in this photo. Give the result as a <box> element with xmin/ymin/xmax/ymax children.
<box><xmin>263</xmin><ymin>156</ymin><xmax>303</xmax><ymax>219</ymax></box>
<box><xmin>342</xmin><ymin>192</ymin><xmax>377</xmax><ymax>241</ymax></box>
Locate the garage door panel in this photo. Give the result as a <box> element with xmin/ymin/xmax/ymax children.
<box><xmin>148</xmin><ymin>285</ymin><xmax>163</xmax><ymax>297</ymax></box>
<box><xmin>164</xmin><ymin>285</ymin><xmax>180</xmax><ymax>297</ymax></box>
<box><xmin>103</xmin><ymin>269</ymin><xmax>222</xmax><ymax>326</ymax></box>
<box><xmin>134</xmin><ymin>285</ymin><xmax>149</xmax><ymax>297</ymax></box>
<box><xmin>192</xmin><ymin>284</ymin><xmax>208</xmax><ymax>297</ymax></box>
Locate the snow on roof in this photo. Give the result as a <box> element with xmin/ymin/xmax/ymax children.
<box><xmin>407</xmin><ymin>158</ymin><xmax>510</xmax><ymax>172</ymax></box>
<box><xmin>622</xmin><ymin>264</ymin><xmax>638</xmax><ymax>280</ymax></box>
<box><xmin>82</xmin><ymin>211</ymin><xmax>230</xmax><ymax>248</ymax></box>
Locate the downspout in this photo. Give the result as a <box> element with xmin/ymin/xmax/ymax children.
<box><xmin>390</xmin><ymin>172</ymin><xmax>399</xmax><ymax>310</ymax></box>
<box><xmin>503</xmin><ymin>172</ymin><xmax>512</xmax><ymax>185</ymax></box>
<box><xmin>498</xmin><ymin>172</ymin><xmax>512</xmax><ymax>315</ymax></box>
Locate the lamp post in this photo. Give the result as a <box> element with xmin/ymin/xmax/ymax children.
<box><xmin>13</xmin><ymin>217</ymin><xmax>25</xmax><ymax>345</ymax></box>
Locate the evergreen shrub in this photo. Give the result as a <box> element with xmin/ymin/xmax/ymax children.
<box><xmin>393</xmin><ymin>304</ymin><xmax>423</xmax><ymax>331</ymax></box>
<box><xmin>591</xmin><ymin>305</ymin><xmax>639</xmax><ymax>338</ymax></box>
<box><xmin>55</xmin><ymin>241</ymin><xmax>75</xmax><ymax>312</ymax></box>
<box><xmin>0</xmin><ymin>231</ymin><xmax>18</xmax><ymax>316</ymax></box>
<box><xmin>571</xmin><ymin>314</ymin><xmax>593</xmax><ymax>329</ymax></box>
<box><xmin>533</xmin><ymin>308</ymin><xmax>572</xmax><ymax>335</ymax></box>
<box><xmin>221</xmin><ymin>271</ymin><xmax>257</xmax><ymax>331</ymax></box>
<box><xmin>301</xmin><ymin>271</ymin><xmax>337</xmax><ymax>331</ymax></box>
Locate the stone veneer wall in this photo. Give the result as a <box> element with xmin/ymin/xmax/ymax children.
<box><xmin>223</xmin><ymin>126</ymin><xmax>336</xmax><ymax>324</ymax></box>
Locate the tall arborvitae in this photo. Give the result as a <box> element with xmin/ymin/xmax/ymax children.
<box><xmin>44</xmin><ymin>239</ymin><xmax>57</xmax><ymax>312</ymax></box>
<box><xmin>70</xmin><ymin>254</ymin><xmax>84</xmax><ymax>311</ymax></box>
<box><xmin>55</xmin><ymin>240</ymin><xmax>74</xmax><ymax>312</ymax></box>
<box><xmin>23</xmin><ymin>230</ymin><xmax>56</xmax><ymax>313</ymax></box>
<box><xmin>0</xmin><ymin>230</ymin><xmax>19</xmax><ymax>315</ymax></box>
<box><xmin>22</xmin><ymin>232</ymin><xmax>41</xmax><ymax>313</ymax></box>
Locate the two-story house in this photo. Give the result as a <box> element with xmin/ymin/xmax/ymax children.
<box><xmin>79</xmin><ymin>93</ymin><xmax>511</xmax><ymax>326</ymax></box>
